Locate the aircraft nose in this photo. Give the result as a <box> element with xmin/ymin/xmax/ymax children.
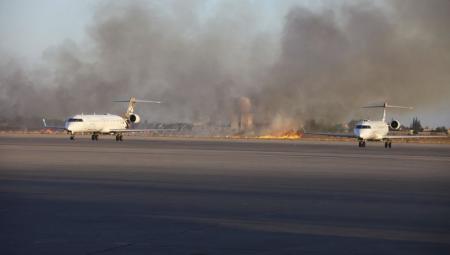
<box><xmin>354</xmin><ymin>129</ymin><xmax>361</xmax><ymax>138</ymax></box>
<box><xmin>65</xmin><ymin>122</ymin><xmax>73</xmax><ymax>132</ymax></box>
<box><xmin>359</xmin><ymin>130</ymin><xmax>369</xmax><ymax>139</ymax></box>
<box><xmin>354</xmin><ymin>129</ymin><xmax>366</xmax><ymax>139</ymax></box>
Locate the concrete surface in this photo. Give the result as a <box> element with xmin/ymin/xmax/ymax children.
<box><xmin>1</xmin><ymin>135</ymin><xmax>449</xmax><ymax>254</ymax></box>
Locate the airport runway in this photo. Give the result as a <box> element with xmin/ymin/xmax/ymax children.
<box><xmin>1</xmin><ymin>135</ymin><xmax>449</xmax><ymax>255</ymax></box>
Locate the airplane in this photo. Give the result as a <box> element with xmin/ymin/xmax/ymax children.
<box><xmin>304</xmin><ymin>102</ymin><xmax>447</xmax><ymax>148</ymax></box>
<box><xmin>43</xmin><ymin>97</ymin><xmax>163</xmax><ymax>141</ymax></box>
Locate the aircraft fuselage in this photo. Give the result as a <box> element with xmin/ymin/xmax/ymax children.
<box><xmin>65</xmin><ymin>114</ymin><xmax>127</xmax><ymax>135</ymax></box>
<box><xmin>353</xmin><ymin>120</ymin><xmax>389</xmax><ymax>141</ymax></box>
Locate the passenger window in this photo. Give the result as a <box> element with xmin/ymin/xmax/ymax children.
<box><xmin>68</xmin><ymin>118</ymin><xmax>83</xmax><ymax>122</ymax></box>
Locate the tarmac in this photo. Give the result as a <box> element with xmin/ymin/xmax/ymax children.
<box><xmin>1</xmin><ymin>134</ymin><xmax>449</xmax><ymax>254</ymax></box>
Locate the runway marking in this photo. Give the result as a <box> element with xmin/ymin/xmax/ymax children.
<box><xmin>143</xmin><ymin>215</ymin><xmax>450</xmax><ymax>245</ymax></box>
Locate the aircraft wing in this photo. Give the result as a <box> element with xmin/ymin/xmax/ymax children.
<box><xmin>109</xmin><ymin>128</ymin><xmax>177</xmax><ymax>133</ymax></box>
<box><xmin>42</xmin><ymin>119</ymin><xmax>67</xmax><ymax>130</ymax></box>
<box><xmin>384</xmin><ymin>135</ymin><xmax>448</xmax><ymax>139</ymax></box>
<box><xmin>303</xmin><ymin>131</ymin><xmax>356</xmax><ymax>138</ymax></box>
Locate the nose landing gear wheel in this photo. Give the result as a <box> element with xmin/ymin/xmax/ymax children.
<box><xmin>70</xmin><ymin>136</ymin><xmax>74</xmax><ymax>140</ymax></box>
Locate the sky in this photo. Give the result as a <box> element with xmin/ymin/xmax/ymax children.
<box><xmin>0</xmin><ymin>0</ymin><xmax>449</xmax><ymax>128</ymax></box>
<box><xmin>0</xmin><ymin>0</ymin><xmax>324</xmax><ymax>63</ymax></box>
<box><xmin>0</xmin><ymin>0</ymin><xmax>92</xmax><ymax>62</ymax></box>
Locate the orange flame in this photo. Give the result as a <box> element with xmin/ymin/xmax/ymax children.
<box><xmin>257</xmin><ymin>129</ymin><xmax>302</xmax><ymax>140</ymax></box>
<box><xmin>41</xmin><ymin>128</ymin><xmax>56</xmax><ymax>134</ymax></box>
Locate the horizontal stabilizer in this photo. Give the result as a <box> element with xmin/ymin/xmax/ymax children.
<box><xmin>362</xmin><ymin>102</ymin><xmax>412</xmax><ymax>109</ymax></box>
<box><xmin>113</xmin><ymin>99</ymin><xmax>161</xmax><ymax>104</ymax></box>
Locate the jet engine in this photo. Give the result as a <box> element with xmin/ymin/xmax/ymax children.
<box><xmin>390</xmin><ymin>120</ymin><xmax>401</xmax><ymax>130</ymax></box>
<box><xmin>129</xmin><ymin>113</ymin><xmax>141</xmax><ymax>124</ymax></box>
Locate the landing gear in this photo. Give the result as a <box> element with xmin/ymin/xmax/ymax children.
<box><xmin>115</xmin><ymin>134</ymin><xmax>123</xmax><ymax>141</ymax></box>
<box><xmin>91</xmin><ymin>134</ymin><xmax>99</xmax><ymax>141</ymax></box>
<box><xmin>70</xmin><ymin>135</ymin><xmax>74</xmax><ymax>140</ymax></box>
<box><xmin>358</xmin><ymin>141</ymin><xmax>366</xmax><ymax>147</ymax></box>
<box><xmin>384</xmin><ymin>141</ymin><xmax>392</xmax><ymax>148</ymax></box>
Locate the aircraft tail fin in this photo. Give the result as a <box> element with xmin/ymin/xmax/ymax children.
<box><xmin>113</xmin><ymin>97</ymin><xmax>161</xmax><ymax>117</ymax></box>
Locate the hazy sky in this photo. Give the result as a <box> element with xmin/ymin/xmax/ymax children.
<box><xmin>0</xmin><ymin>0</ymin><xmax>449</xmax><ymax>128</ymax></box>
<box><xmin>0</xmin><ymin>0</ymin><xmax>326</xmax><ymax>63</ymax></box>
<box><xmin>0</xmin><ymin>0</ymin><xmax>89</xmax><ymax>61</ymax></box>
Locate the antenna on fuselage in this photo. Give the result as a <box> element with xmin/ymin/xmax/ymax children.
<box><xmin>362</xmin><ymin>102</ymin><xmax>413</xmax><ymax>122</ymax></box>
<box><xmin>113</xmin><ymin>97</ymin><xmax>161</xmax><ymax>118</ymax></box>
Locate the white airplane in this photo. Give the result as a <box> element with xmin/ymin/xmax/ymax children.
<box><xmin>306</xmin><ymin>102</ymin><xmax>446</xmax><ymax>148</ymax></box>
<box><xmin>43</xmin><ymin>97</ymin><xmax>162</xmax><ymax>141</ymax></box>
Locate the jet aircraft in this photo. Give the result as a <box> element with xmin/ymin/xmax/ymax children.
<box><xmin>43</xmin><ymin>97</ymin><xmax>162</xmax><ymax>141</ymax></box>
<box><xmin>305</xmin><ymin>102</ymin><xmax>446</xmax><ymax>148</ymax></box>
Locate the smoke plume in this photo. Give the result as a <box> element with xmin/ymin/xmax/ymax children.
<box><xmin>1</xmin><ymin>0</ymin><xmax>449</xmax><ymax>130</ymax></box>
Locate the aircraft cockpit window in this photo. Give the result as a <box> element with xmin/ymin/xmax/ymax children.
<box><xmin>68</xmin><ymin>118</ymin><xmax>83</xmax><ymax>122</ymax></box>
<box><xmin>356</xmin><ymin>125</ymin><xmax>371</xmax><ymax>129</ymax></box>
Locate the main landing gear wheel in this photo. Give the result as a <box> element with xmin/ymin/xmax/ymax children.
<box><xmin>384</xmin><ymin>141</ymin><xmax>392</xmax><ymax>148</ymax></box>
<box><xmin>70</xmin><ymin>135</ymin><xmax>74</xmax><ymax>140</ymax></box>
<box><xmin>358</xmin><ymin>141</ymin><xmax>366</xmax><ymax>147</ymax></box>
<box><xmin>115</xmin><ymin>134</ymin><xmax>123</xmax><ymax>141</ymax></box>
<box><xmin>91</xmin><ymin>134</ymin><xmax>99</xmax><ymax>141</ymax></box>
